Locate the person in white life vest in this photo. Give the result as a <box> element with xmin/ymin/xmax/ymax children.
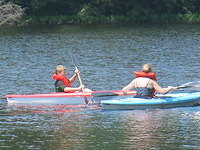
<box><xmin>122</xmin><ymin>64</ymin><xmax>177</xmax><ymax>98</ymax></box>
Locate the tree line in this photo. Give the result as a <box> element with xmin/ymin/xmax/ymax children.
<box><xmin>2</xmin><ymin>0</ymin><xmax>200</xmax><ymax>25</ymax></box>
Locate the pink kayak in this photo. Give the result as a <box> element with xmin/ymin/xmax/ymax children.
<box><xmin>4</xmin><ymin>90</ymin><xmax>136</xmax><ymax>105</ymax></box>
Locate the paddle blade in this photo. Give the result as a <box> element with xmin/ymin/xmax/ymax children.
<box><xmin>177</xmin><ymin>81</ymin><xmax>200</xmax><ymax>90</ymax></box>
<box><xmin>69</xmin><ymin>51</ymin><xmax>79</xmax><ymax>67</ymax></box>
<box><xmin>84</xmin><ymin>96</ymin><xmax>89</xmax><ymax>104</ymax></box>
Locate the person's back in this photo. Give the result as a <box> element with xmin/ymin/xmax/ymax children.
<box><xmin>122</xmin><ymin>64</ymin><xmax>177</xmax><ymax>98</ymax></box>
<box><xmin>131</xmin><ymin>77</ymin><xmax>154</xmax><ymax>98</ymax></box>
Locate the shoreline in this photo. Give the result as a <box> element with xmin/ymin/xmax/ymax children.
<box><xmin>1</xmin><ymin>13</ymin><xmax>200</xmax><ymax>27</ymax></box>
<box><xmin>24</xmin><ymin>13</ymin><xmax>200</xmax><ymax>25</ymax></box>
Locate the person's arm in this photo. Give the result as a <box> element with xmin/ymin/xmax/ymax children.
<box><xmin>64</xmin><ymin>85</ymin><xmax>84</xmax><ymax>92</ymax></box>
<box><xmin>152</xmin><ymin>80</ymin><xmax>177</xmax><ymax>94</ymax></box>
<box><xmin>69</xmin><ymin>73</ymin><xmax>77</xmax><ymax>83</ymax></box>
<box><xmin>122</xmin><ymin>79</ymin><xmax>136</xmax><ymax>91</ymax></box>
<box><xmin>69</xmin><ymin>68</ymin><xmax>79</xmax><ymax>83</ymax></box>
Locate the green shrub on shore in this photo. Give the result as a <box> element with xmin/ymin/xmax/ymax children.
<box><xmin>4</xmin><ymin>0</ymin><xmax>200</xmax><ymax>25</ymax></box>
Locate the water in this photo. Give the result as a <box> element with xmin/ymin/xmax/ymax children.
<box><xmin>0</xmin><ymin>24</ymin><xmax>200</xmax><ymax>149</ymax></box>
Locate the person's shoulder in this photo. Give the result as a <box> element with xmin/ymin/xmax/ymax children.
<box><xmin>150</xmin><ymin>79</ymin><xmax>158</xmax><ymax>85</ymax></box>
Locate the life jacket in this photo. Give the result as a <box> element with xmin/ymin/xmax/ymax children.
<box><xmin>133</xmin><ymin>71</ymin><xmax>157</xmax><ymax>81</ymax></box>
<box><xmin>52</xmin><ymin>73</ymin><xmax>71</xmax><ymax>87</ymax></box>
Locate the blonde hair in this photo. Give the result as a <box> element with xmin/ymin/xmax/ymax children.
<box><xmin>55</xmin><ymin>65</ymin><xmax>66</xmax><ymax>73</ymax></box>
<box><xmin>142</xmin><ymin>64</ymin><xmax>152</xmax><ymax>73</ymax></box>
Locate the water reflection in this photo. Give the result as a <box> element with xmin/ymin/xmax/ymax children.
<box><xmin>112</xmin><ymin>108</ymin><xmax>200</xmax><ymax>149</ymax></box>
<box><xmin>0</xmin><ymin>104</ymin><xmax>96</xmax><ymax>150</ymax></box>
<box><xmin>1</xmin><ymin>102</ymin><xmax>200</xmax><ymax>150</ymax></box>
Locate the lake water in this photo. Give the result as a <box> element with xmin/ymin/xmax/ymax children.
<box><xmin>0</xmin><ymin>24</ymin><xmax>200</xmax><ymax>150</ymax></box>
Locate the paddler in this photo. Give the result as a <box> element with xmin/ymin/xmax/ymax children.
<box><xmin>122</xmin><ymin>64</ymin><xmax>177</xmax><ymax>98</ymax></box>
<box><xmin>52</xmin><ymin>65</ymin><xmax>84</xmax><ymax>92</ymax></box>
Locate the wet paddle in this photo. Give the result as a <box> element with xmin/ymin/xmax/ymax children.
<box><xmin>69</xmin><ymin>51</ymin><xmax>89</xmax><ymax>104</ymax></box>
<box><xmin>76</xmin><ymin>67</ymin><xmax>89</xmax><ymax>104</ymax></box>
<box><xmin>176</xmin><ymin>81</ymin><xmax>200</xmax><ymax>89</ymax></box>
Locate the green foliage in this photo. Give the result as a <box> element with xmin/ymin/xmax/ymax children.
<box><xmin>6</xmin><ymin>0</ymin><xmax>200</xmax><ymax>24</ymax></box>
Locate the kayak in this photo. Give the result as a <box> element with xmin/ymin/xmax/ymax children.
<box><xmin>4</xmin><ymin>90</ymin><xmax>135</xmax><ymax>105</ymax></box>
<box><xmin>101</xmin><ymin>92</ymin><xmax>200</xmax><ymax>110</ymax></box>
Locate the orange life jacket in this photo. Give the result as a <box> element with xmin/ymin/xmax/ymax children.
<box><xmin>52</xmin><ymin>73</ymin><xmax>71</xmax><ymax>87</ymax></box>
<box><xmin>133</xmin><ymin>71</ymin><xmax>157</xmax><ymax>81</ymax></box>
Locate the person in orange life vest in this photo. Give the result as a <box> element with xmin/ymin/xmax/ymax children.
<box><xmin>52</xmin><ymin>65</ymin><xmax>84</xmax><ymax>92</ymax></box>
<box><xmin>122</xmin><ymin>64</ymin><xmax>177</xmax><ymax>98</ymax></box>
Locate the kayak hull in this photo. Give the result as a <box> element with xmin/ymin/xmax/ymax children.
<box><xmin>5</xmin><ymin>97</ymin><xmax>86</xmax><ymax>105</ymax></box>
<box><xmin>101</xmin><ymin>92</ymin><xmax>200</xmax><ymax>110</ymax></box>
<box><xmin>4</xmin><ymin>90</ymin><xmax>135</xmax><ymax>105</ymax></box>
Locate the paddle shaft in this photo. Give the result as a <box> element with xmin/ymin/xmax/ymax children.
<box><xmin>176</xmin><ymin>81</ymin><xmax>200</xmax><ymax>89</ymax></box>
<box><xmin>177</xmin><ymin>86</ymin><xmax>191</xmax><ymax>89</ymax></box>
<box><xmin>75</xmin><ymin>66</ymin><xmax>84</xmax><ymax>91</ymax></box>
<box><xmin>75</xmin><ymin>67</ymin><xmax>89</xmax><ymax>104</ymax></box>
<box><xmin>68</xmin><ymin>51</ymin><xmax>84</xmax><ymax>89</ymax></box>
<box><xmin>69</xmin><ymin>51</ymin><xmax>89</xmax><ymax>104</ymax></box>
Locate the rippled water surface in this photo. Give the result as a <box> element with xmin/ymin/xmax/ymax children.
<box><xmin>0</xmin><ymin>24</ymin><xmax>200</xmax><ymax>149</ymax></box>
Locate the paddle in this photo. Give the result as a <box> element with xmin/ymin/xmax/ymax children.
<box><xmin>176</xmin><ymin>81</ymin><xmax>200</xmax><ymax>89</ymax></box>
<box><xmin>69</xmin><ymin>51</ymin><xmax>89</xmax><ymax>104</ymax></box>
<box><xmin>92</xmin><ymin>92</ymin><xmax>119</xmax><ymax>97</ymax></box>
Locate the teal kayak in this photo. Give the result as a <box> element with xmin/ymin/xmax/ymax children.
<box><xmin>101</xmin><ymin>92</ymin><xmax>200</xmax><ymax>110</ymax></box>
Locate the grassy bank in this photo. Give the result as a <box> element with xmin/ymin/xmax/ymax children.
<box><xmin>24</xmin><ymin>13</ymin><xmax>200</xmax><ymax>25</ymax></box>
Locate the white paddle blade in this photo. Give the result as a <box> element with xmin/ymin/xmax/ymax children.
<box><xmin>177</xmin><ymin>81</ymin><xmax>200</xmax><ymax>89</ymax></box>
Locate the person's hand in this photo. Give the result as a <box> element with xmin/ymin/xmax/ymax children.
<box><xmin>172</xmin><ymin>86</ymin><xmax>178</xmax><ymax>90</ymax></box>
<box><xmin>122</xmin><ymin>90</ymin><xmax>128</xmax><ymax>95</ymax></box>
<box><xmin>78</xmin><ymin>85</ymin><xmax>85</xmax><ymax>90</ymax></box>
<box><xmin>168</xmin><ymin>86</ymin><xmax>178</xmax><ymax>91</ymax></box>
<box><xmin>74</xmin><ymin>68</ymin><xmax>80</xmax><ymax>75</ymax></box>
